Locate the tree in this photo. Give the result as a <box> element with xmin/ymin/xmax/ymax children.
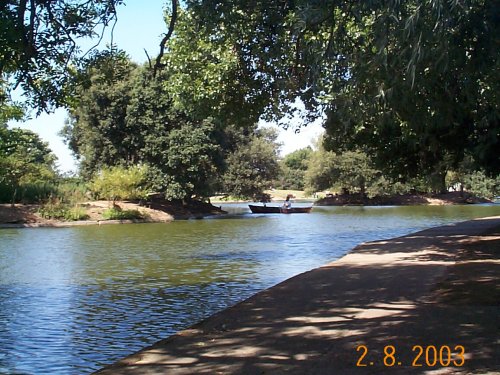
<box><xmin>184</xmin><ymin>0</ymin><xmax>499</xmax><ymax>180</ymax></box>
<box><xmin>62</xmin><ymin>49</ymin><xmax>139</xmax><ymax>177</ymax></box>
<box><xmin>160</xmin><ymin>9</ymin><xmax>269</xmax><ymax>128</ymax></box>
<box><xmin>222</xmin><ymin>127</ymin><xmax>281</xmax><ymax>200</ymax></box>
<box><xmin>149</xmin><ymin>119</ymin><xmax>221</xmax><ymax>202</ymax></box>
<box><xmin>333</xmin><ymin>151</ymin><xmax>380</xmax><ymax>197</ymax></box>
<box><xmin>305</xmin><ymin>148</ymin><xmax>380</xmax><ymax>197</ymax></box>
<box><xmin>184</xmin><ymin>0</ymin><xmax>311</xmax><ymax>123</ymax></box>
<box><xmin>64</xmin><ymin>50</ymin><xmax>225</xmax><ymax>201</ymax></box>
<box><xmin>0</xmin><ymin>127</ymin><xmax>57</xmax><ymax>204</ymax></box>
<box><xmin>0</xmin><ymin>80</ymin><xmax>25</xmax><ymax>125</ymax></box>
<box><xmin>323</xmin><ymin>0</ymin><xmax>500</xmax><ymax>189</ymax></box>
<box><xmin>277</xmin><ymin>147</ymin><xmax>312</xmax><ymax>190</ymax></box>
<box><xmin>461</xmin><ymin>171</ymin><xmax>500</xmax><ymax>200</ymax></box>
<box><xmin>0</xmin><ymin>0</ymin><xmax>123</xmax><ymax>112</ymax></box>
<box><xmin>304</xmin><ymin>147</ymin><xmax>336</xmax><ymax>195</ymax></box>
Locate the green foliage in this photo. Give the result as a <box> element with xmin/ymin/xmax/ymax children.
<box><xmin>162</xmin><ymin>9</ymin><xmax>272</xmax><ymax>127</ymax></box>
<box><xmin>333</xmin><ymin>151</ymin><xmax>380</xmax><ymax>196</ymax></box>
<box><xmin>0</xmin><ymin>127</ymin><xmax>58</xmax><ymax>203</ymax></box>
<box><xmin>0</xmin><ymin>82</ymin><xmax>25</xmax><ymax>126</ymax></box>
<box><xmin>36</xmin><ymin>178</ymin><xmax>89</xmax><ymax>220</ymax></box>
<box><xmin>304</xmin><ymin>146</ymin><xmax>500</xmax><ymax>199</ymax></box>
<box><xmin>365</xmin><ymin>177</ymin><xmax>410</xmax><ymax>198</ymax></box>
<box><xmin>157</xmin><ymin>120</ymin><xmax>220</xmax><ymax>201</ymax></box>
<box><xmin>0</xmin><ymin>128</ymin><xmax>57</xmax><ymax>169</ymax></box>
<box><xmin>185</xmin><ymin>0</ymin><xmax>308</xmax><ymax>123</ymax></box>
<box><xmin>62</xmin><ymin>49</ymin><xmax>139</xmax><ymax>177</ymax></box>
<box><xmin>277</xmin><ymin>147</ymin><xmax>313</xmax><ymax>190</ymax></box>
<box><xmin>305</xmin><ymin>148</ymin><xmax>380</xmax><ymax>197</ymax></box>
<box><xmin>90</xmin><ymin>165</ymin><xmax>150</xmax><ymax>202</ymax></box>
<box><xmin>461</xmin><ymin>172</ymin><xmax>500</xmax><ymax>200</ymax></box>
<box><xmin>185</xmin><ymin>0</ymin><xmax>499</xmax><ymax>180</ymax></box>
<box><xmin>0</xmin><ymin>0</ymin><xmax>123</xmax><ymax>112</ymax></box>
<box><xmin>38</xmin><ymin>199</ymin><xmax>89</xmax><ymax>221</ymax></box>
<box><xmin>277</xmin><ymin>167</ymin><xmax>306</xmax><ymax>191</ymax></box>
<box><xmin>304</xmin><ymin>148</ymin><xmax>337</xmax><ymax>194</ymax></box>
<box><xmin>222</xmin><ymin>127</ymin><xmax>280</xmax><ymax>200</ymax></box>
<box><xmin>102</xmin><ymin>207</ymin><xmax>144</xmax><ymax>220</ymax></box>
<box><xmin>55</xmin><ymin>179</ymin><xmax>88</xmax><ymax>203</ymax></box>
<box><xmin>282</xmin><ymin>147</ymin><xmax>313</xmax><ymax>171</ymax></box>
<box><xmin>64</xmin><ymin>53</ymin><xmax>225</xmax><ymax>202</ymax></box>
<box><xmin>0</xmin><ymin>182</ymin><xmax>59</xmax><ymax>204</ymax></box>
<box><xmin>0</xmin><ymin>175</ymin><xmax>87</xmax><ymax>206</ymax></box>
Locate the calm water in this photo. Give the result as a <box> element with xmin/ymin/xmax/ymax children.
<box><xmin>0</xmin><ymin>204</ymin><xmax>499</xmax><ymax>374</ymax></box>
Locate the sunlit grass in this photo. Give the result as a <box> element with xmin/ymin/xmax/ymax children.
<box><xmin>265</xmin><ymin>189</ymin><xmax>315</xmax><ymax>201</ymax></box>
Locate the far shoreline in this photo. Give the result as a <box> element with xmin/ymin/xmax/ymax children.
<box><xmin>0</xmin><ymin>191</ymin><xmax>495</xmax><ymax>229</ymax></box>
<box><xmin>0</xmin><ymin>199</ymin><xmax>225</xmax><ymax>229</ymax></box>
<box><xmin>313</xmin><ymin>191</ymin><xmax>493</xmax><ymax>206</ymax></box>
<box><xmin>212</xmin><ymin>191</ymin><xmax>494</xmax><ymax>206</ymax></box>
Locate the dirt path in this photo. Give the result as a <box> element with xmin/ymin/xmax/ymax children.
<box><xmin>95</xmin><ymin>216</ymin><xmax>500</xmax><ymax>374</ymax></box>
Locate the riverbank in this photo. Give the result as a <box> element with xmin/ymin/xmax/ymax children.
<box><xmin>0</xmin><ymin>200</ymin><xmax>225</xmax><ymax>228</ymax></box>
<box><xmin>1</xmin><ymin>192</ymin><xmax>492</xmax><ymax>228</ymax></box>
<box><xmin>211</xmin><ymin>190</ymin><xmax>492</xmax><ymax>206</ymax></box>
<box><xmin>315</xmin><ymin>191</ymin><xmax>492</xmax><ymax>206</ymax></box>
<box><xmin>96</xmin><ymin>215</ymin><xmax>500</xmax><ymax>374</ymax></box>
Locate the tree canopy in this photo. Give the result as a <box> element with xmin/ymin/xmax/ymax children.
<box><xmin>62</xmin><ymin>50</ymin><xmax>281</xmax><ymax>201</ymax></box>
<box><xmin>3</xmin><ymin>0</ymin><xmax>498</xmax><ymax>202</ymax></box>
<box><xmin>182</xmin><ymin>0</ymin><xmax>499</xmax><ymax>182</ymax></box>
<box><xmin>0</xmin><ymin>125</ymin><xmax>58</xmax><ymax>203</ymax></box>
<box><xmin>0</xmin><ymin>0</ymin><xmax>123</xmax><ymax>112</ymax></box>
<box><xmin>222</xmin><ymin>127</ymin><xmax>281</xmax><ymax>200</ymax></box>
<box><xmin>277</xmin><ymin>147</ymin><xmax>312</xmax><ymax>190</ymax></box>
<box><xmin>61</xmin><ymin>49</ymin><xmax>139</xmax><ymax>176</ymax></box>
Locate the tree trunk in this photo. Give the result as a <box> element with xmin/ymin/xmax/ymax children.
<box><xmin>360</xmin><ymin>178</ymin><xmax>366</xmax><ymax>203</ymax></box>
<box><xmin>439</xmin><ymin>173</ymin><xmax>447</xmax><ymax>194</ymax></box>
<box><xmin>431</xmin><ymin>171</ymin><xmax>447</xmax><ymax>194</ymax></box>
<box><xmin>10</xmin><ymin>187</ymin><xmax>17</xmax><ymax>208</ymax></box>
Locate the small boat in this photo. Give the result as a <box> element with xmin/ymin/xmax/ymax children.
<box><xmin>248</xmin><ymin>205</ymin><xmax>312</xmax><ymax>214</ymax></box>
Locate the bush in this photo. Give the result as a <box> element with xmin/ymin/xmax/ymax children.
<box><xmin>102</xmin><ymin>207</ymin><xmax>144</xmax><ymax>220</ymax></box>
<box><xmin>0</xmin><ymin>179</ymin><xmax>88</xmax><ymax>205</ymax></box>
<box><xmin>463</xmin><ymin>172</ymin><xmax>500</xmax><ymax>199</ymax></box>
<box><xmin>0</xmin><ymin>182</ymin><xmax>59</xmax><ymax>204</ymax></box>
<box><xmin>366</xmin><ymin>177</ymin><xmax>410</xmax><ymax>198</ymax></box>
<box><xmin>38</xmin><ymin>199</ymin><xmax>89</xmax><ymax>221</ymax></box>
<box><xmin>90</xmin><ymin>165</ymin><xmax>150</xmax><ymax>202</ymax></box>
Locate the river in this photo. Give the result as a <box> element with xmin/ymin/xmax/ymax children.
<box><xmin>0</xmin><ymin>203</ymin><xmax>499</xmax><ymax>374</ymax></box>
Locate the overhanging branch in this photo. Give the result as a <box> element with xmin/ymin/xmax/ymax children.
<box><xmin>153</xmin><ymin>0</ymin><xmax>178</xmax><ymax>77</ymax></box>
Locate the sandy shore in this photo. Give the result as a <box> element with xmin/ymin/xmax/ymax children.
<box><xmin>95</xmin><ymin>216</ymin><xmax>500</xmax><ymax>374</ymax></box>
<box><xmin>0</xmin><ymin>200</ymin><xmax>225</xmax><ymax>228</ymax></box>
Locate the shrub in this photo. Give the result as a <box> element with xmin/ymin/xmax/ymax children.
<box><xmin>463</xmin><ymin>172</ymin><xmax>500</xmax><ymax>199</ymax></box>
<box><xmin>38</xmin><ymin>199</ymin><xmax>89</xmax><ymax>221</ymax></box>
<box><xmin>0</xmin><ymin>179</ymin><xmax>88</xmax><ymax>205</ymax></box>
<box><xmin>102</xmin><ymin>208</ymin><xmax>144</xmax><ymax>220</ymax></box>
<box><xmin>90</xmin><ymin>165</ymin><xmax>150</xmax><ymax>202</ymax></box>
<box><xmin>0</xmin><ymin>182</ymin><xmax>59</xmax><ymax>204</ymax></box>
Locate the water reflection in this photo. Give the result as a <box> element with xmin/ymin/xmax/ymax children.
<box><xmin>0</xmin><ymin>204</ymin><xmax>499</xmax><ymax>373</ymax></box>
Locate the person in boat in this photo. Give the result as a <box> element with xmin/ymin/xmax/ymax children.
<box><xmin>283</xmin><ymin>195</ymin><xmax>292</xmax><ymax>209</ymax></box>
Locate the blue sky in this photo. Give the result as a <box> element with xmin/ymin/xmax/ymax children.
<box><xmin>9</xmin><ymin>1</ymin><xmax>323</xmax><ymax>173</ymax></box>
